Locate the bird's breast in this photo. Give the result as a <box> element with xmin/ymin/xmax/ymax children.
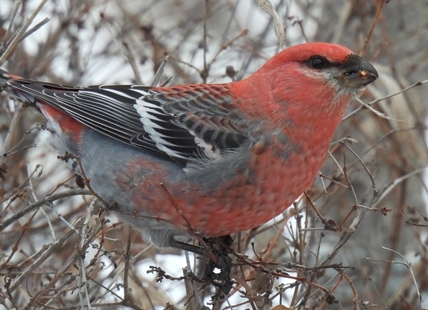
<box><xmin>76</xmin><ymin>127</ymin><xmax>330</xmax><ymax>237</ymax></box>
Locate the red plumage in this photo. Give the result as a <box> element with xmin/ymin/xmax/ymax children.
<box><xmin>0</xmin><ymin>42</ymin><xmax>378</xmax><ymax>248</ymax></box>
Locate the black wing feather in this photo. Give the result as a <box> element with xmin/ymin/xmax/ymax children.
<box><xmin>2</xmin><ymin>76</ymin><xmax>250</xmax><ymax>166</ymax></box>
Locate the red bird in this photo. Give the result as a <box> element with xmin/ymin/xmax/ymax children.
<box><xmin>0</xmin><ymin>43</ymin><xmax>377</xmax><ymax>249</ymax></box>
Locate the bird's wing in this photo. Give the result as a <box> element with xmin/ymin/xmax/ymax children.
<box><xmin>1</xmin><ymin>75</ymin><xmax>250</xmax><ymax>166</ymax></box>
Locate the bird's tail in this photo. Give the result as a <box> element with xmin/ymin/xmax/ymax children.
<box><xmin>0</xmin><ymin>69</ymin><xmax>10</xmax><ymax>89</ymax></box>
<box><xmin>0</xmin><ymin>69</ymin><xmax>22</xmax><ymax>101</ymax></box>
<box><xmin>0</xmin><ymin>70</ymin><xmax>40</xmax><ymax>106</ymax></box>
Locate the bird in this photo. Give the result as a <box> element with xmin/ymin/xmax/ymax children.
<box><xmin>0</xmin><ymin>42</ymin><xmax>378</xmax><ymax>249</ymax></box>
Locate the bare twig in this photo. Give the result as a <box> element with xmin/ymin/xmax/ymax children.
<box><xmin>0</xmin><ymin>0</ymin><xmax>49</xmax><ymax>65</ymax></box>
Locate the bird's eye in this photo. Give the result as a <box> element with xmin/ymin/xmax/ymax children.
<box><xmin>311</xmin><ymin>57</ymin><xmax>325</xmax><ymax>69</ymax></box>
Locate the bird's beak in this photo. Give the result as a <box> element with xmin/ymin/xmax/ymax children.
<box><xmin>339</xmin><ymin>54</ymin><xmax>378</xmax><ymax>88</ymax></box>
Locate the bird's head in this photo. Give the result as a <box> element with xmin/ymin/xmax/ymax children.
<box><xmin>240</xmin><ymin>42</ymin><xmax>378</xmax><ymax>139</ymax></box>
<box><xmin>256</xmin><ymin>42</ymin><xmax>378</xmax><ymax>100</ymax></box>
<box><xmin>289</xmin><ymin>43</ymin><xmax>378</xmax><ymax>94</ymax></box>
<box><xmin>244</xmin><ymin>42</ymin><xmax>378</xmax><ymax>117</ymax></box>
